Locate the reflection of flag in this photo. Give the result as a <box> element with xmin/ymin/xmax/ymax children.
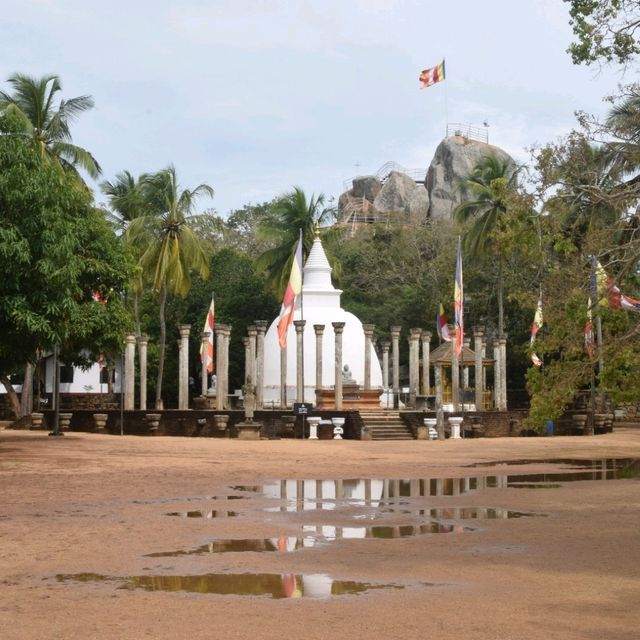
<box><xmin>585</xmin><ymin>297</ymin><xmax>594</xmax><ymax>358</ymax></box>
<box><xmin>277</xmin><ymin>234</ymin><xmax>303</xmax><ymax>349</ymax></box>
<box><xmin>419</xmin><ymin>60</ymin><xmax>445</xmax><ymax>89</ymax></box>
<box><xmin>454</xmin><ymin>237</ymin><xmax>463</xmax><ymax>357</ymax></box>
<box><xmin>437</xmin><ymin>303</ymin><xmax>451</xmax><ymax>343</ymax></box>
<box><xmin>530</xmin><ymin>296</ymin><xmax>543</xmax><ymax>367</ymax></box>
<box><xmin>282</xmin><ymin>574</ymin><xmax>301</xmax><ymax>598</ymax></box>
<box><xmin>199</xmin><ymin>296</ymin><xmax>215</xmax><ymax>373</ymax></box>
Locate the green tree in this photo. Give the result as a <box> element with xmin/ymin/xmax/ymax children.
<box><xmin>125</xmin><ymin>165</ymin><xmax>213</xmax><ymax>408</ymax></box>
<box><xmin>0</xmin><ymin>73</ymin><xmax>100</xmax><ymax>179</ymax></box>
<box><xmin>255</xmin><ymin>187</ymin><xmax>336</xmax><ymax>297</ymax></box>
<box><xmin>0</xmin><ymin>112</ymin><xmax>130</xmax><ymax>417</ymax></box>
<box><xmin>454</xmin><ymin>154</ymin><xmax>520</xmax><ymax>336</ymax></box>
<box><xmin>564</xmin><ymin>0</ymin><xmax>640</xmax><ymax>66</ymax></box>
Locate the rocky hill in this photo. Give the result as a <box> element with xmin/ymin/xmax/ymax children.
<box><xmin>338</xmin><ymin>135</ymin><xmax>515</xmax><ymax>226</ymax></box>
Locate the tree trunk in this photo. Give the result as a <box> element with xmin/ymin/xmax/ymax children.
<box><xmin>133</xmin><ymin>291</ymin><xmax>141</xmax><ymax>337</ymax></box>
<box><xmin>155</xmin><ymin>285</ymin><xmax>167</xmax><ymax>409</ymax></box>
<box><xmin>497</xmin><ymin>257</ymin><xmax>504</xmax><ymax>337</ymax></box>
<box><xmin>1</xmin><ymin>376</ymin><xmax>20</xmax><ymax>419</ymax></box>
<box><xmin>19</xmin><ymin>362</ymin><xmax>34</xmax><ymax>417</ymax></box>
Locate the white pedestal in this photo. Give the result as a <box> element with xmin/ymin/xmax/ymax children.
<box><xmin>331</xmin><ymin>417</ymin><xmax>345</xmax><ymax>439</ymax></box>
<box><xmin>423</xmin><ymin>418</ymin><xmax>438</xmax><ymax>440</ymax></box>
<box><xmin>448</xmin><ymin>416</ymin><xmax>463</xmax><ymax>439</ymax></box>
<box><xmin>307</xmin><ymin>417</ymin><xmax>321</xmax><ymax>440</ymax></box>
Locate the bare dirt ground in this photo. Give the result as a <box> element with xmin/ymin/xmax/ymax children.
<box><xmin>1</xmin><ymin>429</ymin><xmax>639</xmax><ymax>640</ymax></box>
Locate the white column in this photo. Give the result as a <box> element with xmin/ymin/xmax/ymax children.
<box><xmin>409</xmin><ymin>328</ymin><xmax>421</xmax><ymax>407</ymax></box>
<box><xmin>333</xmin><ymin>322</ymin><xmax>345</xmax><ymax>410</ymax></box>
<box><xmin>391</xmin><ymin>326</ymin><xmax>401</xmax><ymax>408</ymax></box>
<box><xmin>124</xmin><ymin>333</ymin><xmax>136</xmax><ymax>411</ymax></box>
<box><xmin>255</xmin><ymin>320</ymin><xmax>268</xmax><ymax>409</ymax></box>
<box><xmin>473</xmin><ymin>326</ymin><xmax>484</xmax><ymax>412</ymax></box>
<box><xmin>137</xmin><ymin>335</ymin><xmax>148</xmax><ymax>411</ymax></box>
<box><xmin>178</xmin><ymin>324</ymin><xmax>190</xmax><ymax>410</ymax></box>
<box><xmin>200</xmin><ymin>332</ymin><xmax>209</xmax><ymax>398</ymax></box>
<box><xmin>314</xmin><ymin>324</ymin><xmax>325</xmax><ymax>390</ymax></box>
<box><xmin>294</xmin><ymin>320</ymin><xmax>306</xmax><ymax>403</ymax></box>
<box><xmin>363</xmin><ymin>324</ymin><xmax>375</xmax><ymax>391</ymax></box>
<box><xmin>381</xmin><ymin>340</ymin><xmax>390</xmax><ymax>390</ymax></box>
<box><xmin>215</xmin><ymin>325</ymin><xmax>225</xmax><ymax>411</ymax></box>
<box><xmin>421</xmin><ymin>331</ymin><xmax>431</xmax><ymax>395</ymax></box>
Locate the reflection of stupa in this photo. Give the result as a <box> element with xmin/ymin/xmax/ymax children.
<box><xmin>263</xmin><ymin>234</ymin><xmax>383</xmax><ymax>406</ymax></box>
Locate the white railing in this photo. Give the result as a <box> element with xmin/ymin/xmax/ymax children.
<box><xmin>446</xmin><ymin>123</ymin><xmax>489</xmax><ymax>144</ymax></box>
<box><xmin>343</xmin><ymin>161</ymin><xmax>427</xmax><ymax>192</ymax></box>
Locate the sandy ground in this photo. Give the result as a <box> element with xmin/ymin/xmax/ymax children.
<box><xmin>1</xmin><ymin>429</ymin><xmax>640</xmax><ymax>640</ymax></box>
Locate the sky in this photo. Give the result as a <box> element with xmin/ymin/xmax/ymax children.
<box><xmin>1</xmin><ymin>0</ymin><xmax>635</xmax><ymax>217</ymax></box>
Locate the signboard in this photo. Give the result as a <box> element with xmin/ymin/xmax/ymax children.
<box><xmin>293</xmin><ymin>402</ymin><xmax>313</xmax><ymax>416</ymax></box>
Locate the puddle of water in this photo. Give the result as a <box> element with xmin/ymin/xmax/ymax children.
<box><xmin>303</xmin><ymin>523</ymin><xmax>471</xmax><ymax>539</ymax></box>
<box><xmin>164</xmin><ymin>510</ymin><xmax>238</xmax><ymax>518</ymax></box>
<box><xmin>56</xmin><ymin>572</ymin><xmax>403</xmax><ymax>598</ymax></box>
<box><xmin>425</xmin><ymin>507</ymin><xmax>539</xmax><ymax>519</ymax></box>
<box><xmin>145</xmin><ymin>537</ymin><xmax>307</xmax><ymax>556</ymax></box>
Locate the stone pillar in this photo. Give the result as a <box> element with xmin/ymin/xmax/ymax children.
<box><xmin>381</xmin><ymin>340</ymin><xmax>390</xmax><ymax>390</ymax></box>
<box><xmin>294</xmin><ymin>320</ymin><xmax>306</xmax><ymax>403</ymax></box>
<box><xmin>408</xmin><ymin>328</ymin><xmax>422</xmax><ymax>407</ymax></box>
<box><xmin>255</xmin><ymin>321</ymin><xmax>268</xmax><ymax>409</ymax></box>
<box><xmin>313</xmin><ymin>324</ymin><xmax>325</xmax><ymax>390</ymax></box>
<box><xmin>434</xmin><ymin>364</ymin><xmax>443</xmax><ymax>410</ymax></box>
<box><xmin>493</xmin><ymin>338</ymin><xmax>501</xmax><ymax>411</ymax></box>
<box><xmin>481</xmin><ymin>336</ymin><xmax>488</xmax><ymax>390</ymax></box>
<box><xmin>178</xmin><ymin>324</ymin><xmax>190</xmax><ymax>410</ymax></box>
<box><xmin>499</xmin><ymin>335</ymin><xmax>508</xmax><ymax>410</ymax></box>
<box><xmin>363</xmin><ymin>324</ymin><xmax>375</xmax><ymax>391</ymax></box>
<box><xmin>247</xmin><ymin>324</ymin><xmax>257</xmax><ymax>387</ymax></box>
<box><xmin>243</xmin><ymin>337</ymin><xmax>251</xmax><ymax>382</ymax></box>
<box><xmin>473</xmin><ymin>326</ymin><xmax>485</xmax><ymax>412</ymax></box>
<box><xmin>222</xmin><ymin>325</ymin><xmax>231</xmax><ymax>407</ymax></box>
<box><xmin>200</xmin><ymin>332</ymin><xmax>210</xmax><ymax>398</ymax></box>
<box><xmin>462</xmin><ymin>336</ymin><xmax>471</xmax><ymax>389</ymax></box>
<box><xmin>421</xmin><ymin>331</ymin><xmax>431</xmax><ymax>395</ymax></box>
<box><xmin>280</xmin><ymin>346</ymin><xmax>287</xmax><ymax>409</ymax></box>
<box><xmin>137</xmin><ymin>335</ymin><xmax>148</xmax><ymax>411</ymax></box>
<box><xmin>451</xmin><ymin>329</ymin><xmax>460</xmax><ymax>411</ymax></box>
<box><xmin>391</xmin><ymin>326</ymin><xmax>402</xmax><ymax>409</ymax></box>
<box><xmin>215</xmin><ymin>324</ymin><xmax>225</xmax><ymax>411</ymax></box>
<box><xmin>124</xmin><ymin>333</ymin><xmax>136</xmax><ymax>411</ymax></box>
<box><xmin>333</xmin><ymin>322</ymin><xmax>346</xmax><ymax>411</ymax></box>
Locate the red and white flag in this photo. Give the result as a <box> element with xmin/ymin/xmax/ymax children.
<box><xmin>585</xmin><ymin>297</ymin><xmax>594</xmax><ymax>358</ymax></box>
<box><xmin>277</xmin><ymin>234</ymin><xmax>303</xmax><ymax>350</ymax></box>
<box><xmin>530</xmin><ymin>295</ymin><xmax>543</xmax><ymax>367</ymax></box>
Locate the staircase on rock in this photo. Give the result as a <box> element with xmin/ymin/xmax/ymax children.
<box><xmin>359</xmin><ymin>410</ymin><xmax>414</xmax><ymax>440</ymax></box>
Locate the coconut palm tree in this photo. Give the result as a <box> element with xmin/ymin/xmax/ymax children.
<box><xmin>255</xmin><ymin>187</ymin><xmax>336</xmax><ymax>296</ymax></box>
<box><xmin>605</xmin><ymin>87</ymin><xmax>640</xmax><ymax>182</ymax></box>
<box><xmin>125</xmin><ymin>165</ymin><xmax>213</xmax><ymax>408</ymax></box>
<box><xmin>0</xmin><ymin>73</ymin><xmax>100</xmax><ymax>179</ymax></box>
<box><xmin>454</xmin><ymin>154</ymin><xmax>519</xmax><ymax>336</ymax></box>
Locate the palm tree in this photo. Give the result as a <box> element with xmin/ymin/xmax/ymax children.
<box><xmin>454</xmin><ymin>154</ymin><xmax>519</xmax><ymax>336</ymax></box>
<box><xmin>605</xmin><ymin>87</ymin><xmax>640</xmax><ymax>182</ymax></box>
<box><xmin>255</xmin><ymin>187</ymin><xmax>336</xmax><ymax>296</ymax></box>
<box><xmin>101</xmin><ymin>171</ymin><xmax>150</xmax><ymax>335</ymax></box>
<box><xmin>0</xmin><ymin>73</ymin><xmax>100</xmax><ymax>179</ymax></box>
<box><xmin>125</xmin><ymin>165</ymin><xmax>213</xmax><ymax>408</ymax></box>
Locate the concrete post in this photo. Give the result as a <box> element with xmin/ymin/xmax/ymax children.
<box><xmin>333</xmin><ymin>322</ymin><xmax>346</xmax><ymax>410</ymax></box>
<box><xmin>222</xmin><ymin>325</ymin><xmax>231</xmax><ymax>407</ymax></box>
<box><xmin>381</xmin><ymin>340</ymin><xmax>390</xmax><ymax>390</ymax></box>
<box><xmin>294</xmin><ymin>320</ymin><xmax>306</xmax><ymax>403</ymax></box>
<box><xmin>255</xmin><ymin>320</ymin><xmax>268</xmax><ymax>409</ymax></box>
<box><xmin>493</xmin><ymin>337</ymin><xmax>501</xmax><ymax>411</ymax></box>
<box><xmin>280</xmin><ymin>346</ymin><xmax>287</xmax><ymax>409</ymax></box>
<box><xmin>215</xmin><ymin>324</ymin><xmax>225</xmax><ymax>411</ymax></box>
<box><xmin>391</xmin><ymin>326</ymin><xmax>402</xmax><ymax>408</ymax></box>
<box><xmin>242</xmin><ymin>337</ymin><xmax>251</xmax><ymax>382</ymax></box>
<box><xmin>499</xmin><ymin>335</ymin><xmax>508</xmax><ymax>410</ymax></box>
<box><xmin>200</xmin><ymin>332</ymin><xmax>210</xmax><ymax>398</ymax></box>
<box><xmin>178</xmin><ymin>324</ymin><xmax>190</xmax><ymax>410</ymax></box>
<box><xmin>137</xmin><ymin>335</ymin><xmax>148</xmax><ymax>411</ymax></box>
<box><xmin>313</xmin><ymin>324</ymin><xmax>325</xmax><ymax>390</ymax></box>
<box><xmin>409</xmin><ymin>328</ymin><xmax>422</xmax><ymax>407</ymax></box>
<box><xmin>421</xmin><ymin>331</ymin><xmax>432</xmax><ymax>395</ymax></box>
<box><xmin>247</xmin><ymin>324</ymin><xmax>257</xmax><ymax>388</ymax></box>
<box><xmin>481</xmin><ymin>336</ymin><xmax>488</xmax><ymax>391</ymax></box>
<box><xmin>473</xmin><ymin>326</ymin><xmax>485</xmax><ymax>412</ymax></box>
<box><xmin>363</xmin><ymin>324</ymin><xmax>375</xmax><ymax>391</ymax></box>
<box><xmin>124</xmin><ymin>333</ymin><xmax>136</xmax><ymax>411</ymax></box>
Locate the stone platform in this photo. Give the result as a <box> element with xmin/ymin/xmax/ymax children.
<box><xmin>315</xmin><ymin>384</ymin><xmax>383</xmax><ymax>410</ymax></box>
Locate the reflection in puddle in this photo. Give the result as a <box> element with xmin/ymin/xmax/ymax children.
<box><xmin>164</xmin><ymin>510</ymin><xmax>238</xmax><ymax>518</ymax></box>
<box><xmin>425</xmin><ymin>507</ymin><xmax>539</xmax><ymax>519</ymax></box>
<box><xmin>56</xmin><ymin>572</ymin><xmax>403</xmax><ymax>598</ymax></box>
<box><xmin>303</xmin><ymin>523</ymin><xmax>471</xmax><ymax>539</ymax></box>
<box><xmin>145</xmin><ymin>537</ymin><xmax>307</xmax><ymax>556</ymax></box>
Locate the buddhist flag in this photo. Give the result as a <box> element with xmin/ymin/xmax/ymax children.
<box><xmin>454</xmin><ymin>237</ymin><xmax>464</xmax><ymax>357</ymax></box>
<box><xmin>200</xmin><ymin>296</ymin><xmax>215</xmax><ymax>373</ymax></box>
<box><xmin>277</xmin><ymin>233</ymin><xmax>303</xmax><ymax>349</ymax></box>
<box><xmin>419</xmin><ymin>59</ymin><xmax>445</xmax><ymax>89</ymax></box>
<box><xmin>436</xmin><ymin>303</ymin><xmax>451</xmax><ymax>343</ymax></box>
<box><xmin>530</xmin><ymin>295</ymin><xmax>543</xmax><ymax>367</ymax></box>
<box><xmin>594</xmin><ymin>258</ymin><xmax>640</xmax><ymax>313</ymax></box>
<box><xmin>585</xmin><ymin>297</ymin><xmax>594</xmax><ymax>358</ymax></box>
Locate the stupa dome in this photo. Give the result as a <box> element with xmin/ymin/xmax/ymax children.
<box><xmin>262</xmin><ymin>234</ymin><xmax>383</xmax><ymax>406</ymax></box>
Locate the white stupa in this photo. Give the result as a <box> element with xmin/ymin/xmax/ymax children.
<box><xmin>263</xmin><ymin>233</ymin><xmax>383</xmax><ymax>406</ymax></box>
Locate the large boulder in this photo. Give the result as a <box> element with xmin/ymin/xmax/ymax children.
<box><xmin>351</xmin><ymin>175</ymin><xmax>382</xmax><ymax>201</ymax></box>
<box><xmin>426</xmin><ymin>136</ymin><xmax>515</xmax><ymax>221</ymax></box>
<box><xmin>370</xmin><ymin>171</ymin><xmax>428</xmax><ymax>222</ymax></box>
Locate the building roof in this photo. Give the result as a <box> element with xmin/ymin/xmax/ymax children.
<box><xmin>430</xmin><ymin>342</ymin><xmax>494</xmax><ymax>365</ymax></box>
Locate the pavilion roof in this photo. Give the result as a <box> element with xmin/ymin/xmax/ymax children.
<box><xmin>429</xmin><ymin>342</ymin><xmax>494</xmax><ymax>365</ymax></box>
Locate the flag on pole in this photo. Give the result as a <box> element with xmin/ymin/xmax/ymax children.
<box><xmin>585</xmin><ymin>297</ymin><xmax>594</xmax><ymax>358</ymax></box>
<box><xmin>200</xmin><ymin>296</ymin><xmax>215</xmax><ymax>373</ymax></box>
<box><xmin>594</xmin><ymin>259</ymin><xmax>640</xmax><ymax>313</ymax></box>
<box><xmin>277</xmin><ymin>234</ymin><xmax>303</xmax><ymax>349</ymax></box>
<box><xmin>454</xmin><ymin>237</ymin><xmax>464</xmax><ymax>356</ymax></box>
<box><xmin>436</xmin><ymin>303</ymin><xmax>451</xmax><ymax>343</ymax></box>
<box><xmin>419</xmin><ymin>59</ymin><xmax>446</xmax><ymax>89</ymax></box>
<box><xmin>529</xmin><ymin>295</ymin><xmax>543</xmax><ymax>367</ymax></box>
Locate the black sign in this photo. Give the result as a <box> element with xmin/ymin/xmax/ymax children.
<box><xmin>293</xmin><ymin>402</ymin><xmax>313</xmax><ymax>416</ymax></box>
